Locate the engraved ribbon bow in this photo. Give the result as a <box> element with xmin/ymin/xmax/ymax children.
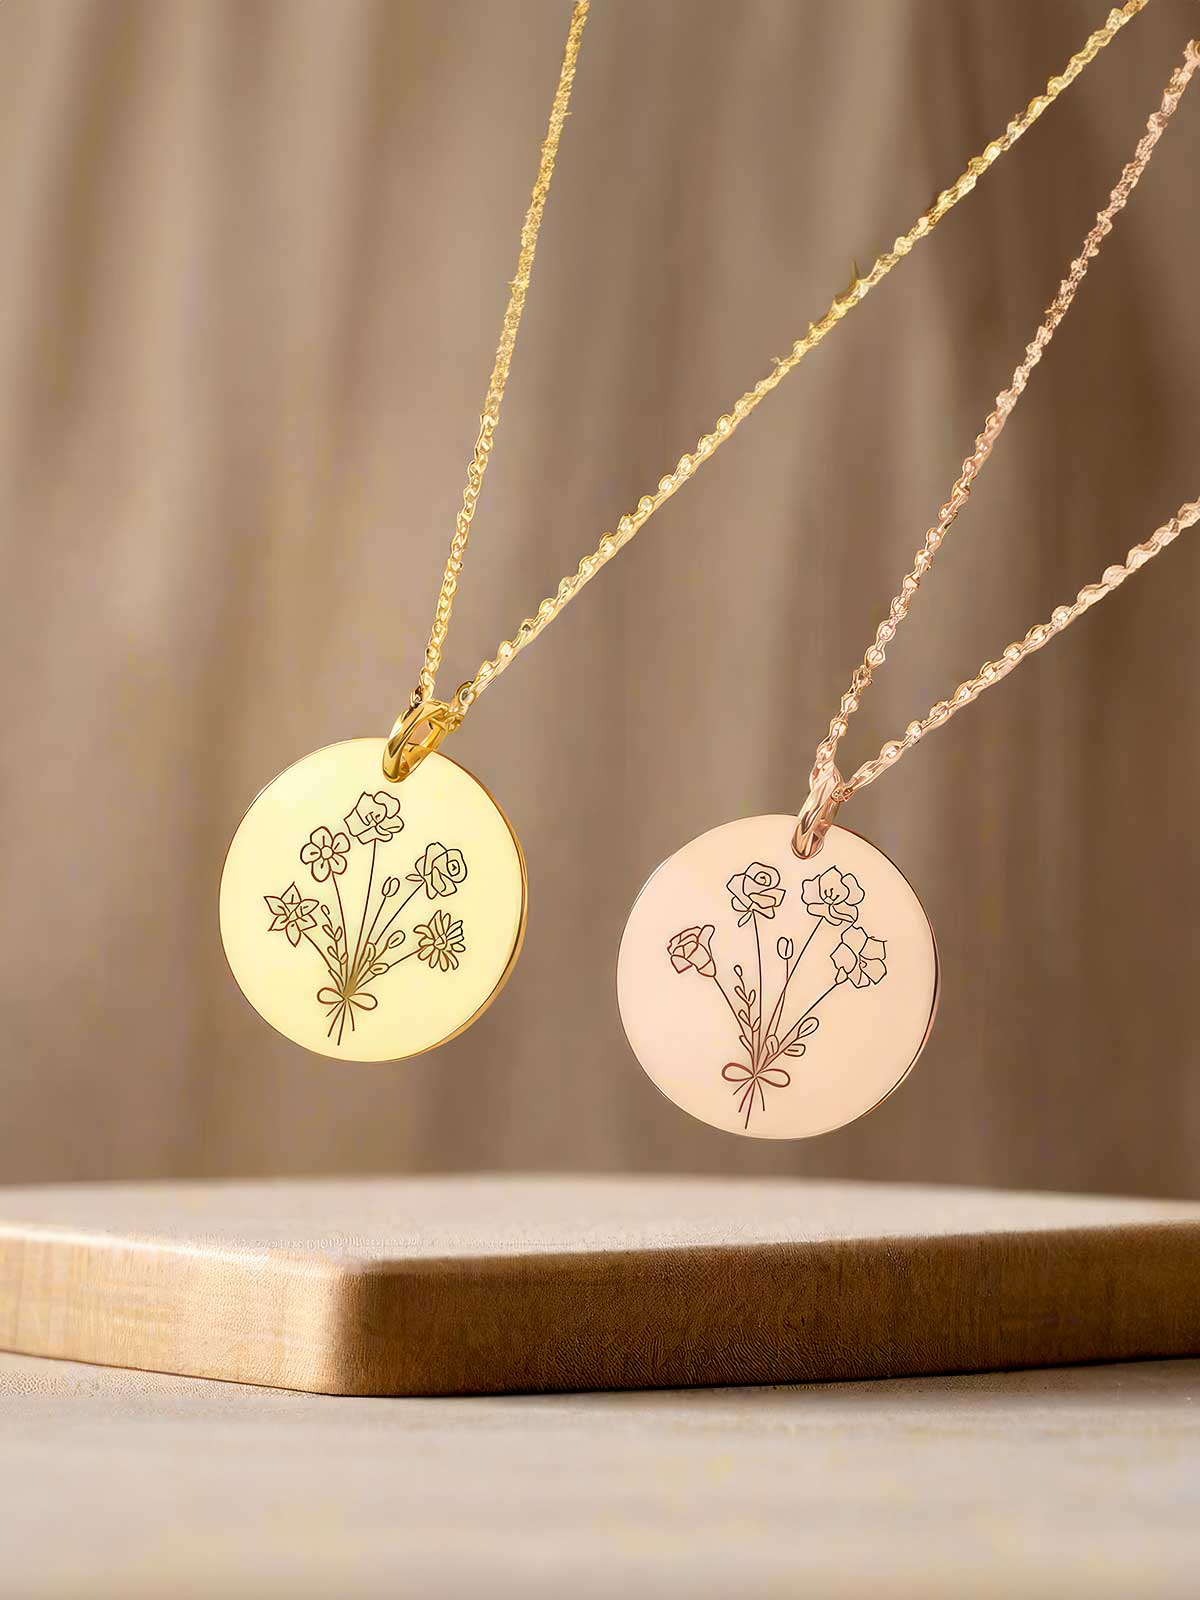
<box><xmin>722</xmin><ymin>1061</ymin><xmax>792</xmax><ymax>1129</ymax></box>
<box><xmin>318</xmin><ymin>986</ymin><xmax>378</xmax><ymax>1038</ymax></box>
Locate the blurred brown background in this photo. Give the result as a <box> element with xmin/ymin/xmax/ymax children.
<box><xmin>1</xmin><ymin>0</ymin><xmax>1196</xmax><ymax>1194</ymax></box>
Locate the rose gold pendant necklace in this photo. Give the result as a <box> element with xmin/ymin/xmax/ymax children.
<box><xmin>221</xmin><ymin>0</ymin><xmax>1153</xmax><ymax>1062</ymax></box>
<box><xmin>619</xmin><ymin>40</ymin><xmax>1199</xmax><ymax>1138</ymax></box>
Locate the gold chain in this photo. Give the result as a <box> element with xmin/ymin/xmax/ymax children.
<box><xmin>415</xmin><ymin>0</ymin><xmax>1149</xmax><ymax>724</ymax></box>
<box><xmin>416</xmin><ymin>0</ymin><xmax>591</xmax><ymax>709</ymax></box>
<box><xmin>816</xmin><ymin>39</ymin><xmax>1198</xmax><ymax>806</ymax></box>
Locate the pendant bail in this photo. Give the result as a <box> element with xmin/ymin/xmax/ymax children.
<box><xmin>382</xmin><ymin>696</ymin><xmax>461</xmax><ymax>783</ymax></box>
<box><xmin>792</xmin><ymin>761</ymin><xmax>843</xmax><ymax>860</ymax></box>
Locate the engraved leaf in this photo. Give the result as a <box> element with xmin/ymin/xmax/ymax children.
<box><xmin>386</xmin><ymin>931</ymin><xmax>406</xmax><ymax>950</ymax></box>
<box><xmin>371</xmin><ymin>962</ymin><xmax>388</xmax><ymax>976</ymax></box>
<box><xmin>783</xmin><ymin>1041</ymin><xmax>808</xmax><ymax>1057</ymax></box>
<box><xmin>796</xmin><ymin>1015</ymin><xmax>820</xmax><ymax>1038</ymax></box>
<box><xmin>738</xmin><ymin>1034</ymin><xmax>753</xmax><ymax>1054</ymax></box>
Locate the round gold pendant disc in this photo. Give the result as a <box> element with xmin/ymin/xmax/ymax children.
<box><xmin>220</xmin><ymin>740</ymin><xmax>526</xmax><ymax>1062</ymax></box>
<box><xmin>617</xmin><ymin>817</ymin><xmax>938</xmax><ymax>1139</ymax></box>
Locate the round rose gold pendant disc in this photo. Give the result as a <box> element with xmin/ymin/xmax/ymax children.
<box><xmin>618</xmin><ymin>817</ymin><xmax>938</xmax><ymax>1139</ymax></box>
<box><xmin>220</xmin><ymin>740</ymin><xmax>526</xmax><ymax>1062</ymax></box>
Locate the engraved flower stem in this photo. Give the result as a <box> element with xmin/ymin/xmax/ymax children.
<box><xmin>799</xmin><ymin>983</ymin><xmax>838</xmax><ymax>1029</ymax></box>
<box><xmin>352</xmin><ymin>880</ymin><xmax>431</xmax><ymax>990</ymax></box>
<box><xmin>356</xmin><ymin>948</ymin><xmax>420</xmax><ymax>987</ymax></box>
<box><xmin>763</xmin><ymin>921</ymin><xmax>821</xmax><ymax>1046</ymax></box>
<box><xmin>330</xmin><ymin>875</ymin><xmax>351</xmax><ymax>981</ymax></box>
<box><xmin>712</xmin><ymin>974</ymin><xmax>743</xmax><ymax>1028</ymax></box>
<box><xmin>358</xmin><ymin>897</ymin><xmax>391</xmax><ymax>962</ymax></box>
<box><xmin>752</xmin><ymin>918</ymin><xmax>764</xmax><ymax>1067</ymax></box>
<box><xmin>349</xmin><ymin>841</ymin><xmax>378</xmax><ymax>984</ymax></box>
<box><xmin>301</xmin><ymin>930</ymin><xmax>342</xmax><ymax>984</ymax></box>
<box><xmin>765</xmin><ymin>982</ymin><xmax>838</xmax><ymax>1068</ymax></box>
<box><xmin>371</xmin><ymin>883</ymin><xmax>423</xmax><ymax>948</ymax></box>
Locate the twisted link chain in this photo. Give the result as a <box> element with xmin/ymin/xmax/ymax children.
<box><xmin>417</xmin><ymin>0</ymin><xmax>590</xmax><ymax>708</ymax></box>
<box><xmin>818</xmin><ymin>39</ymin><xmax>1199</xmax><ymax>804</ymax></box>
<box><xmin>433</xmin><ymin>0</ymin><xmax>1149</xmax><ymax>717</ymax></box>
<box><xmin>852</xmin><ymin>497</ymin><xmax>1200</xmax><ymax>794</ymax></box>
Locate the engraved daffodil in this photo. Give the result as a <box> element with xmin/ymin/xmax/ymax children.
<box><xmin>264</xmin><ymin>882</ymin><xmax>319</xmax><ymax>947</ymax></box>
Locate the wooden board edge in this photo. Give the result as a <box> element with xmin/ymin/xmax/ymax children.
<box><xmin>2</xmin><ymin>1218</ymin><xmax>1199</xmax><ymax>1396</ymax></box>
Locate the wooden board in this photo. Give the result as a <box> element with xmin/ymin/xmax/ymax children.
<box><xmin>1</xmin><ymin>1176</ymin><xmax>1199</xmax><ymax>1396</ymax></box>
<box><xmin>3</xmin><ymin>1351</ymin><xmax>1198</xmax><ymax>1600</ymax></box>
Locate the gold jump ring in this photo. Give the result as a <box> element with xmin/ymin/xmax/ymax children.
<box><xmin>382</xmin><ymin>698</ymin><xmax>460</xmax><ymax>783</ymax></box>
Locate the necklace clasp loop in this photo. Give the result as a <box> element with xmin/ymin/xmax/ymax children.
<box><xmin>382</xmin><ymin>697</ymin><xmax>461</xmax><ymax>783</ymax></box>
<box><xmin>792</xmin><ymin>761</ymin><xmax>843</xmax><ymax>860</ymax></box>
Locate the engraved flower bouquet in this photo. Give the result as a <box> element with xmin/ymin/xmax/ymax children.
<box><xmin>668</xmin><ymin>861</ymin><xmax>888</xmax><ymax>1128</ymax></box>
<box><xmin>263</xmin><ymin>788</ymin><xmax>470</xmax><ymax>1044</ymax></box>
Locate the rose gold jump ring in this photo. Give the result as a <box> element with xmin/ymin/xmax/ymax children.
<box><xmin>792</xmin><ymin>761</ymin><xmax>843</xmax><ymax>860</ymax></box>
<box><xmin>382</xmin><ymin>699</ymin><xmax>459</xmax><ymax>783</ymax></box>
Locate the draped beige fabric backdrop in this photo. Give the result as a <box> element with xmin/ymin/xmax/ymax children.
<box><xmin>1</xmin><ymin>0</ymin><xmax>1197</xmax><ymax>1194</ymax></box>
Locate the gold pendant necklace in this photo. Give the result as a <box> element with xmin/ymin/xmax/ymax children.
<box><xmin>222</xmin><ymin>0</ymin><xmax>1154</xmax><ymax>1062</ymax></box>
<box><xmin>221</xmin><ymin>742</ymin><xmax>526</xmax><ymax>1060</ymax></box>
<box><xmin>619</xmin><ymin>40</ymin><xmax>1200</xmax><ymax>1138</ymax></box>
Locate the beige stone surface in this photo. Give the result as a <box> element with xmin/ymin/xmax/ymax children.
<box><xmin>1</xmin><ymin>1350</ymin><xmax>1198</xmax><ymax>1599</ymax></box>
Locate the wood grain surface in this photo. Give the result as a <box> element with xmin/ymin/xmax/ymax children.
<box><xmin>2</xmin><ymin>1350</ymin><xmax>1198</xmax><ymax>1600</ymax></box>
<box><xmin>2</xmin><ymin>1176</ymin><xmax>1198</xmax><ymax>1395</ymax></box>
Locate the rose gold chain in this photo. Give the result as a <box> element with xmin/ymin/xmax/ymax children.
<box><xmin>817</xmin><ymin>39</ymin><xmax>1198</xmax><ymax>806</ymax></box>
<box><xmin>847</xmin><ymin>497</ymin><xmax>1200</xmax><ymax>799</ymax></box>
<box><xmin>414</xmin><ymin>0</ymin><xmax>1150</xmax><ymax>719</ymax></box>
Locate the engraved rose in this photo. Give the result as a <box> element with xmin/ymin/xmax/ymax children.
<box><xmin>406</xmin><ymin>842</ymin><xmax>468</xmax><ymax>899</ymax></box>
<box><xmin>667</xmin><ymin>923</ymin><xmax>717</xmax><ymax>978</ymax></box>
<box><xmin>801</xmin><ymin>866</ymin><xmax>864</xmax><ymax>926</ymax></box>
<box><xmin>344</xmin><ymin>790</ymin><xmax>404</xmax><ymax>845</ymax></box>
<box><xmin>727</xmin><ymin>862</ymin><xmax>786</xmax><ymax>926</ymax></box>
